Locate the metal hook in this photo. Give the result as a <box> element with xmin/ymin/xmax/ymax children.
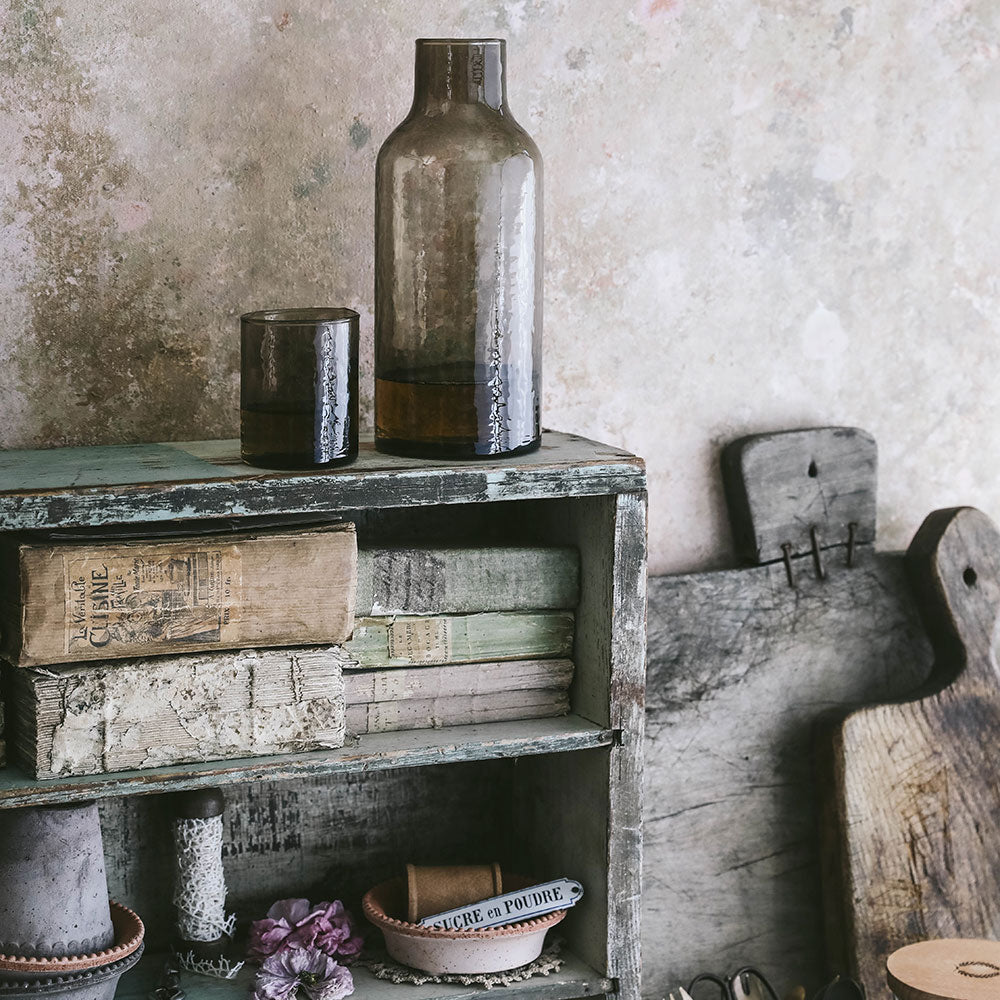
<box><xmin>781</xmin><ymin>542</ymin><xmax>795</xmax><ymax>588</ymax></box>
<box><xmin>810</xmin><ymin>526</ymin><xmax>826</xmax><ymax>581</ymax></box>
<box><xmin>846</xmin><ymin>522</ymin><xmax>857</xmax><ymax>567</ymax></box>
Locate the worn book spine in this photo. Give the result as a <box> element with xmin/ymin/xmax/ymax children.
<box><xmin>356</xmin><ymin>547</ymin><xmax>579</xmax><ymax>616</ymax></box>
<box><xmin>344</xmin><ymin>658</ymin><xmax>574</xmax><ymax>735</ymax></box>
<box><xmin>343</xmin><ymin>611</ymin><xmax>574</xmax><ymax>669</ymax></box>
<box><xmin>6</xmin><ymin>646</ymin><xmax>350</xmax><ymax>779</ymax></box>
<box><xmin>0</xmin><ymin>524</ymin><xmax>357</xmax><ymax>667</ymax></box>
<box><xmin>346</xmin><ymin>690</ymin><xmax>571</xmax><ymax>735</ymax></box>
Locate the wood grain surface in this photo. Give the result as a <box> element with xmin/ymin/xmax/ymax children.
<box><xmin>722</xmin><ymin>427</ymin><xmax>877</xmax><ymax>565</ymax></box>
<box><xmin>821</xmin><ymin>507</ymin><xmax>1000</xmax><ymax>996</ymax></box>
<box><xmin>644</xmin><ymin>549</ymin><xmax>932</xmax><ymax>996</ymax></box>
<box><xmin>886</xmin><ymin>937</ymin><xmax>1000</xmax><ymax>1000</ymax></box>
<box><xmin>0</xmin><ymin>432</ymin><xmax>645</xmax><ymax>533</ymax></box>
<box><xmin>644</xmin><ymin>427</ymin><xmax>931</xmax><ymax>999</ymax></box>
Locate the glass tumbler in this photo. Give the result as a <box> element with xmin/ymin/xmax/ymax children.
<box><xmin>240</xmin><ymin>308</ymin><xmax>359</xmax><ymax>469</ymax></box>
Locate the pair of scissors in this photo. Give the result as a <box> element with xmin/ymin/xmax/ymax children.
<box><xmin>687</xmin><ymin>967</ymin><xmax>780</xmax><ymax>1000</ymax></box>
<box><xmin>687</xmin><ymin>969</ymin><xmax>864</xmax><ymax>1000</ymax></box>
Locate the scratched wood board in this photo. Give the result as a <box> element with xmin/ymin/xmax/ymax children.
<box><xmin>820</xmin><ymin>507</ymin><xmax>1000</xmax><ymax>995</ymax></box>
<box><xmin>642</xmin><ymin>545</ymin><xmax>933</xmax><ymax>998</ymax></box>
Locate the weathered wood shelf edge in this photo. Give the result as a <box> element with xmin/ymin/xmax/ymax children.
<box><xmin>119</xmin><ymin>949</ymin><xmax>614</xmax><ymax>1000</ymax></box>
<box><xmin>0</xmin><ymin>716</ymin><xmax>613</xmax><ymax>808</ymax></box>
<box><xmin>0</xmin><ymin>432</ymin><xmax>646</xmax><ymax>531</ymax></box>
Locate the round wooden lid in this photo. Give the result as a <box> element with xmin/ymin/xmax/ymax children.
<box><xmin>887</xmin><ymin>939</ymin><xmax>1000</xmax><ymax>1000</ymax></box>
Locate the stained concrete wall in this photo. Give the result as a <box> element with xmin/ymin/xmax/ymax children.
<box><xmin>1</xmin><ymin>0</ymin><xmax>998</xmax><ymax>572</ymax></box>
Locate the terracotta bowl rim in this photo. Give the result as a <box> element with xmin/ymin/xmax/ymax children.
<box><xmin>363</xmin><ymin>878</ymin><xmax>567</xmax><ymax>940</ymax></box>
<box><xmin>0</xmin><ymin>903</ymin><xmax>144</xmax><ymax>972</ymax></box>
<box><xmin>0</xmin><ymin>947</ymin><xmax>144</xmax><ymax>995</ymax></box>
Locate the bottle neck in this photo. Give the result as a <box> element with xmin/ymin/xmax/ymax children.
<box><xmin>411</xmin><ymin>39</ymin><xmax>507</xmax><ymax>114</ymax></box>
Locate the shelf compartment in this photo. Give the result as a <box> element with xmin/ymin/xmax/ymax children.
<box><xmin>116</xmin><ymin>948</ymin><xmax>614</xmax><ymax>1000</ymax></box>
<box><xmin>0</xmin><ymin>715</ymin><xmax>613</xmax><ymax>808</ymax></box>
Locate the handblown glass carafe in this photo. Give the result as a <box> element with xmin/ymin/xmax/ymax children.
<box><xmin>375</xmin><ymin>38</ymin><xmax>542</xmax><ymax>458</ymax></box>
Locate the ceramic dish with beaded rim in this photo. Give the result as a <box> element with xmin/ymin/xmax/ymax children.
<box><xmin>0</xmin><ymin>947</ymin><xmax>143</xmax><ymax>997</ymax></box>
<box><xmin>363</xmin><ymin>877</ymin><xmax>567</xmax><ymax>974</ymax></box>
<box><xmin>0</xmin><ymin>904</ymin><xmax>143</xmax><ymax>975</ymax></box>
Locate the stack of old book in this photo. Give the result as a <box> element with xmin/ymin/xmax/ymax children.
<box><xmin>0</xmin><ymin>524</ymin><xmax>578</xmax><ymax>779</ymax></box>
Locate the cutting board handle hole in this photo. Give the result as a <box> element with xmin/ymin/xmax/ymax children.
<box><xmin>807</xmin><ymin>460</ymin><xmax>818</xmax><ymax>478</ymax></box>
<box><xmin>964</xmin><ymin>565</ymin><xmax>978</xmax><ymax>588</ymax></box>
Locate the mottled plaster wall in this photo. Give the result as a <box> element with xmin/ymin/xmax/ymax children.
<box><xmin>1</xmin><ymin>0</ymin><xmax>998</xmax><ymax>571</ymax></box>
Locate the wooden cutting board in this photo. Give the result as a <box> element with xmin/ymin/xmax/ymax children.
<box><xmin>821</xmin><ymin>506</ymin><xmax>1000</xmax><ymax>996</ymax></box>
<box><xmin>643</xmin><ymin>428</ymin><xmax>933</xmax><ymax>997</ymax></box>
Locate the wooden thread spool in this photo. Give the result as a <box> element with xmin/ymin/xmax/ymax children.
<box><xmin>406</xmin><ymin>863</ymin><xmax>503</xmax><ymax>923</ymax></box>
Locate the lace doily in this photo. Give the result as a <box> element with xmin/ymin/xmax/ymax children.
<box><xmin>360</xmin><ymin>941</ymin><xmax>564</xmax><ymax>988</ymax></box>
<box><xmin>175</xmin><ymin>950</ymin><xmax>244</xmax><ymax>981</ymax></box>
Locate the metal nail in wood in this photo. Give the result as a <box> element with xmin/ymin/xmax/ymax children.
<box><xmin>810</xmin><ymin>526</ymin><xmax>826</xmax><ymax>580</ymax></box>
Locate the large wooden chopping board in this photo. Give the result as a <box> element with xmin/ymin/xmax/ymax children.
<box><xmin>821</xmin><ymin>506</ymin><xmax>1000</xmax><ymax>996</ymax></box>
<box><xmin>643</xmin><ymin>428</ymin><xmax>933</xmax><ymax>998</ymax></box>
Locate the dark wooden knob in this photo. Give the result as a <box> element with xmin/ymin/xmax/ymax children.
<box><xmin>173</xmin><ymin>787</ymin><xmax>225</xmax><ymax>820</ymax></box>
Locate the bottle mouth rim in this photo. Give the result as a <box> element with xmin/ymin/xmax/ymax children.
<box><xmin>415</xmin><ymin>38</ymin><xmax>505</xmax><ymax>46</ymax></box>
<box><xmin>241</xmin><ymin>308</ymin><xmax>359</xmax><ymax>327</ymax></box>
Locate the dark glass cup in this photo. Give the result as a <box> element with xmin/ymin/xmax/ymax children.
<box><xmin>240</xmin><ymin>308</ymin><xmax>359</xmax><ymax>469</ymax></box>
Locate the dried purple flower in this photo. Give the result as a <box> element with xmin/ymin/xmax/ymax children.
<box><xmin>248</xmin><ymin>898</ymin><xmax>362</xmax><ymax>962</ymax></box>
<box><xmin>251</xmin><ymin>948</ymin><xmax>354</xmax><ymax>1000</ymax></box>
<box><xmin>248</xmin><ymin>899</ymin><xmax>314</xmax><ymax>960</ymax></box>
<box><xmin>307</xmin><ymin>901</ymin><xmax>364</xmax><ymax>961</ymax></box>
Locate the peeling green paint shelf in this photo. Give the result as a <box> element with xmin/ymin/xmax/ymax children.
<box><xmin>116</xmin><ymin>948</ymin><xmax>614</xmax><ymax>1000</ymax></box>
<box><xmin>0</xmin><ymin>716</ymin><xmax>613</xmax><ymax>808</ymax></box>
<box><xmin>0</xmin><ymin>430</ymin><xmax>646</xmax><ymax>1000</ymax></box>
<box><xmin>0</xmin><ymin>432</ymin><xmax>645</xmax><ymax>532</ymax></box>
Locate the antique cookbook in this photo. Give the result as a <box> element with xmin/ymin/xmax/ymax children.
<box><xmin>0</xmin><ymin>524</ymin><xmax>357</xmax><ymax>667</ymax></box>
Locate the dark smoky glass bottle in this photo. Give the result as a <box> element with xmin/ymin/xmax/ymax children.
<box><xmin>375</xmin><ymin>38</ymin><xmax>542</xmax><ymax>459</ymax></box>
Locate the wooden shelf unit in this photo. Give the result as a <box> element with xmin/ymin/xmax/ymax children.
<box><xmin>0</xmin><ymin>432</ymin><xmax>647</xmax><ymax>1000</ymax></box>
